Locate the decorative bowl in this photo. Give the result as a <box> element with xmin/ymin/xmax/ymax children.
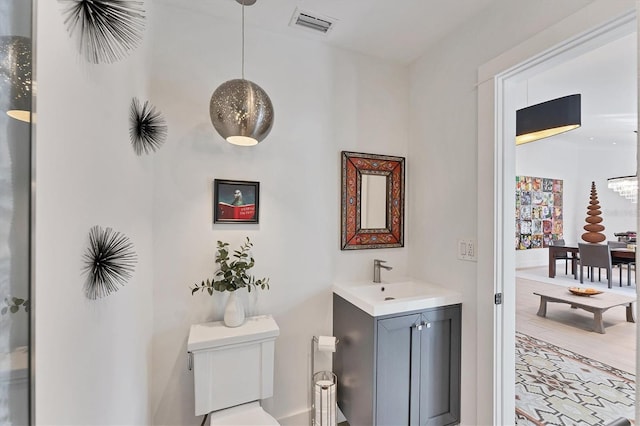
<box><xmin>568</xmin><ymin>287</ymin><xmax>603</xmax><ymax>296</ymax></box>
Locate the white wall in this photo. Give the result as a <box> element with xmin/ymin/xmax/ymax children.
<box><xmin>148</xmin><ymin>3</ymin><xmax>409</xmax><ymax>425</ymax></box>
<box><xmin>35</xmin><ymin>1</ymin><xmax>154</xmax><ymax>424</ymax></box>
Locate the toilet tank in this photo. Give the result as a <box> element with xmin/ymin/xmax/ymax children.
<box><xmin>188</xmin><ymin>315</ymin><xmax>280</xmax><ymax>416</ymax></box>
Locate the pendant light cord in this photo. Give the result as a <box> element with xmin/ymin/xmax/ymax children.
<box><xmin>241</xmin><ymin>1</ymin><xmax>245</xmax><ymax>80</ymax></box>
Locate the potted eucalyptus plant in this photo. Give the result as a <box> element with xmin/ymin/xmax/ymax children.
<box><xmin>191</xmin><ymin>237</ymin><xmax>269</xmax><ymax>327</ymax></box>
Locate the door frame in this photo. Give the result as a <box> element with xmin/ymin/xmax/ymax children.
<box><xmin>476</xmin><ymin>3</ymin><xmax>637</xmax><ymax>424</ymax></box>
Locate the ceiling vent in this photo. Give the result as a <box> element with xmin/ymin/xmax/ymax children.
<box><xmin>290</xmin><ymin>9</ymin><xmax>336</xmax><ymax>35</ymax></box>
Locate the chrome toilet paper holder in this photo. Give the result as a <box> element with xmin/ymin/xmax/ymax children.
<box><xmin>310</xmin><ymin>335</ymin><xmax>339</xmax><ymax>378</ymax></box>
<box><xmin>311</xmin><ymin>336</ymin><xmax>339</xmax><ymax>426</ymax></box>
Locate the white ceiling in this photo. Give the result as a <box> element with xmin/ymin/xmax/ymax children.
<box><xmin>157</xmin><ymin>0</ymin><xmax>500</xmax><ymax>64</ymax></box>
<box><xmin>157</xmin><ymin>0</ymin><xmax>637</xmax><ymax>148</ymax></box>
<box><xmin>523</xmin><ymin>32</ymin><xmax>637</xmax><ymax>150</ymax></box>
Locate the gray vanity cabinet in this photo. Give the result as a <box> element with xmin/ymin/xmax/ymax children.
<box><xmin>333</xmin><ymin>294</ymin><xmax>461</xmax><ymax>426</ymax></box>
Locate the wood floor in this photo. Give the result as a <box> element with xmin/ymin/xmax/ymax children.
<box><xmin>516</xmin><ymin>269</ymin><xmax>637</xmax><ymax>374</ymax></box>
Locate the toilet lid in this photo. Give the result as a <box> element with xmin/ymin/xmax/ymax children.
<box><xmin>209</xmin><ymin>402</ymin><xmax>279</xmax><ymax>426</ymax></box>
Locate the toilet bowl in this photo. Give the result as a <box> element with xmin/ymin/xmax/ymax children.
<box><xmin>188</xmin><ymin>315</ymin><xmax>280</xmax><ymax>426</ymax></box>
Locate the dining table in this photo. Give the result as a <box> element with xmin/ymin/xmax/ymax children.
<box><xmin>548</xmin><ymin>243</ymin><xmax>636</xmax><ymax>278</ymax></box>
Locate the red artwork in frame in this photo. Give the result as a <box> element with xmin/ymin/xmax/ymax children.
<box><xmin>341</xmin><ymin>151</ymin><xmax>405</xmax><ymax>250</ymax></box>
<box><xmin>213</xmin><ymin>179</ymin><xmax>260</xmax><ymax>224</ymax></box>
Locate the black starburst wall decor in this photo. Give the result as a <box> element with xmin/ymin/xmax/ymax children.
<box><xmin>129</xmin><ymin>97</ymin><xmax>168</xmax><ymax>155</ymax></box>
<box><xmin>82</xmin><ymin>225</ymin><xmax>137</xmax><ymax>300</ymax></box>
<box><xmin>59</xmin><ymin>0</ymin><xmax>146</xmax><ymax>64</ymax></box>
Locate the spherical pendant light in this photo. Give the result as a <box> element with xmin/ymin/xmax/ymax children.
<box><xmin>0</xmin><ymin>36</ymin><xmax>32</xmax><ymax>122</ymax></box>
<box><xmin>209</xmin><ymin>0</ymin><xmax>274</xmax><ymax>146</ymax></box>
<box><xmin>210</xmin><ymin>78</ymin><xmax>274</xmax><ymax>146</ymax></box>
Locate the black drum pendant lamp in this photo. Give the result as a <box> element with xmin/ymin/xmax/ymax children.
<box><xmin>209</xmin><ymin>0</ymin><xmax>274</xmax><ymax>146</ymax></box>
<box><xmin>515</xmin><ymin>94</ymin><xmax>581</xmax><ymax>145</ymax></box>
<box><xmin>0</xmin><ymin>36</ymin><xmax>32</xmax><ymax>123</ymax></box>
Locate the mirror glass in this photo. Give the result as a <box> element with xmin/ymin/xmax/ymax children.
<box><xmin>341</xmin><ymin>151</ymin><xmax>405</xmax><ymax>250</ymax></box>
<box><xmin>361</xmin><ymin>174</ymin><xmax>387</xmax><ymax>229</ymax></box>
<box><xmin>0</xmin><ymin>1</ymin><xmax>33</xmax><ymax>424</ymax></box>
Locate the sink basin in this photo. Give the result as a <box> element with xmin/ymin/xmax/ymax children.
<box><xmin>333</xmin><ymin>279</ymin><xmax>462</xmax><ymax>317</ymax></box>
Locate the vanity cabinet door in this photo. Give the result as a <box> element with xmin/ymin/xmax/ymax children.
<box><xmin>375</xmin><ymin>313</ymin><xmax>421</xmax><ymax>426</ymax></box>
<box><xmin>418</xmin><ymin>305</ymin><xmax>461</xmax><ymax>426</ymax></box>
<box><xmin>333</xmin><ymin>294</ymin><xmax>461</xmax><ymax>426</ymax></box>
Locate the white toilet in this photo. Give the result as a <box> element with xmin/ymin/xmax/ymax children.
<box><xmin>188</xmin><ymin>315</ymin><xmax>280</xmax><ymax>425</ymax></box>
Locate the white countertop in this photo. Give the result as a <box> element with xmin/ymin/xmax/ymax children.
<box><xmin>333</xmin><ymin>278</ymin><xmax>462</xmax><ymax>317</ymax></box>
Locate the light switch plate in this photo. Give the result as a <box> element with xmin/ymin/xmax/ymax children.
<box><xmin>457</xmin><ymin>238</ymin><xmax>477</xmax><ymax>261</ymax></box>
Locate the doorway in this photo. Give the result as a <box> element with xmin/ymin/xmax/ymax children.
<box><xmin>477</xmin><ymin>6</ymin><xmax>638</xmax><ymax>425</ymax></box>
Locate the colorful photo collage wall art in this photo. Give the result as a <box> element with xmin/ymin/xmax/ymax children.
<box><xmin>516</xmin><ymin>176</ymin><xmax>563</xmax><ymax>250</ymax></box>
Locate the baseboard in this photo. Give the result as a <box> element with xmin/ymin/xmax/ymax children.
<box><xmin>277</xmin><ymin>407</ymin><xmax>347</xmax><ymax>425</ymax></box>
<box><xmin>277</xmin><ymin>408</ymin><xmax>310</xmax><ymax>425</ymax></box>
<box><xmin>516</xmin><ymin>263</ymin><xmax>547</xmax><ymax>270</ymax></box>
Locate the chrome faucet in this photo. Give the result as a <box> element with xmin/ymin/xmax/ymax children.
<box><xmin>373</xmin><ymin>259</ymin><xmax>393</xmax><ymax>283</ymax></box>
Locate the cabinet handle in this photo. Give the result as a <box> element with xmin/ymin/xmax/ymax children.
<box><xmin>415</xmin><ymin>322</ymin><xmax>433</xmax><ymax>331</ymax></box>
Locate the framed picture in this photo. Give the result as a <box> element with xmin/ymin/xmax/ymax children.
<box><xmin>213</xmin><ymin>179</ymin><xmax>260</xmax><ymax>224</ymax></box>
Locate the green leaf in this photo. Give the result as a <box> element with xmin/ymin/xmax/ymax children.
<box><xmin>190</xmin><ymin>237</ymin><xmax>270</xmax><ymax>296</ymax></box>
<box><xmin>10</xmin><ymin>306</ymin><xmax>18</xmax><ymax>314</ymax></box>
<box><xmin>1</xmin><ymin>307</ymin><xmax>6</xmax><ymax>315</ymax></box>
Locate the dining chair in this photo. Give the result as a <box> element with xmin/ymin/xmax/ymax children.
<box><xmin>577</xmin><ymin>243</ymin><xmax>612</xmax><ymax>289</ymax></box>
<box><xmin>608</xmin><ymin>240</ymin><xmax>634</xmax><ymax>286</ymax></box>
<box><xmin>549</xmin><ymin>239</ymin><xmax>573</xmax><ymax>276</ymax></box>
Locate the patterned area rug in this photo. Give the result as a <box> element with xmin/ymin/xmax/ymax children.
<box><xmin>516</xmin><ymin>332</ymin><xmax>636</xmax><ymax>425</ymax></box>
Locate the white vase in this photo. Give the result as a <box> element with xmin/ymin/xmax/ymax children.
<box><xmin>224</xmin><ymin>291</ymin><xmax>245</xmax><ymax>327</ymax></box>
